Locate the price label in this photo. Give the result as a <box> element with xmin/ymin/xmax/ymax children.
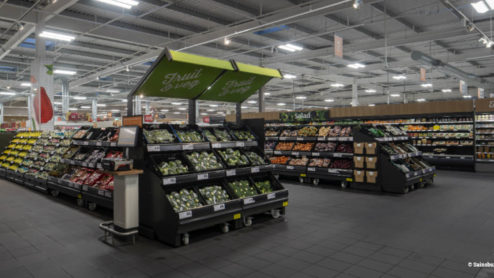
<box><xmin>213</xmin><ymin>204</ymin><xmax>225</xmax><ymax>211</ymax></box>
<box><xmin>110</xmin><ymin>142</ymin><xmax>117</xmax><ymax>147</ymax></box>
<box><xmin>312</xmin><ymin>152</ymin><xmax>320</xmax><ymax>156</ymax></box>
<box><xmin>163</xmin><ymin>177</ymin><xmax>176</xmax><ymax>185</ymax></box>
<box><xmin>333</xmin><ymin>153</ymin><xmax>342</xmax><ymax>158</ymax></box>
<box><xmin>318</xmin><ymin>137</ymin><xmax>325</xmax><ymax>141</ymax></box>
<box><xmin>328</xmin><ymin>169</ymin><xmax>338</xmax><ymax>174</ymax></box>
<box><xmin>279</xmin><ymin>137</ymin><xmax>287</xmax><ymax>140</ymax></box>
<box><xmin>226</xmin><ymin>169</ymin><xmax>236</xmax><ymax>176</ymax></box>
<box><xmin>82</xmin><ymin>162</ymin><xmax>88</xmax><ymax>167</ymax></box>
<box><xmin>83</xmin><ymin>141</ymin><xmax>89</xmax><ymax>146</ymax></box>
<box><xmin>212</xmin><ymin>143</ymin><xmax>221</xmax><ymax>148</ymax></box>
<box><xmin>182</xmin><ymin>144</ymin><xmax>194</xmax><ymax>150</ymax></box>
<box><xmin>243</xmin><ymin>198</ymin><xmax>255</xmax><ymax>205</ymax></box>
<box><xmin>267</xmin><ymin>193</ymin><xmax>276</xmax><ymax>200</ymax></box>
<box><xmin>96</xmin><ymin>142</ymin><xmax>102</xmax><ymax>146</ymax></box>
<box><xmin>308</xmin><ymin>167</ymin><xmax>316</xmax><ymax>172</ymax></box>
<box><xmin>296</xmin><ymin>137</ymin><xmax>304</xmax><ymax>141</ymax></box>
<box><xmin>105</xmin><ymin>191</ymin><xmax>112</xmax><ymax>198</ymax></box>
<box><xmin>445</xmin><ymin>156</ymin><xmax>451</xmax><ymax>159</ymax></box>
<box><xmin>292</xmin><ymin>152</ymin><xmax>299</xmax><ymax>156</ymax></box>
<box><xmin>197</xmin><ymin>173</ymin><xmax>209</xmax><ymax>180</ymax></box>
<box><xmin>286</xmin><ymin>166</ymin><xmax>295</xmax><ymax>170</ymax></box>
<box><xmin>251</xmin><ymin>167</ymin><xmax>260</xmax><ymax>173</ymax></box>
<box><xmin>148</xmin><ymin>145</ymin><xmax>160</xmax><ymax>152</ymax></box>
<box><xmin>236</xmin><ymin>142</ymin><xmax>245</xmax><ymax>147</ymax></box>
<box><xmin>178</xmin><ymin>211</ymin><xmax>192</xmax><ymax>219</ymax></box>
<box><xmin>88</xmin><ymin>163</ymin><xmax>95</xmax><ymax>168</ymax></box>
<box><xmin>82</xmin><ymin>185</ymin><xmax>88</xmax><ymax>191</ymax></box>
<box><xmin>328</xmin><ymin>137</ymin><xmax>336</xmax><ymax>141</ymax></box>
<box><xmin>274</xmin><ymin>151</ymin><xmax>282</xmax><ymax>155</ymax></box>
<box><xmin>98</xmin><ymin>190</ymin><xmax>105</xmax><ymax>196</ymax></box>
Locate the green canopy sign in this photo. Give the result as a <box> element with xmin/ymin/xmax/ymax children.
<box><xmin>198</xmin><ymin>62</ymin><xmax>281</xmax><ymax>103</ymax></box>
<box><xmin>280</xmin><ymin>110</ymin><xmax>330</xmax><ymax>123</ymax></box>
<box><xmin>131</xmin><ymin>49</ymin><xmax>281</xmax><ymax>103</ymax></box>
<box><xmin>133</xmin><ymin>49</ymin><xmax>234</xmax><ymax>99</ymax></box>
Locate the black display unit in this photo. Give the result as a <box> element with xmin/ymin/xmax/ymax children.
<box><xmin>137</xmin><ymin>121</ymin><xmax>288</xmax><ymax>246</ymax></box>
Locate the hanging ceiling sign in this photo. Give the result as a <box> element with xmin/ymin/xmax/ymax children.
<box><xmin>420</xmin><ymin>68</ymin><xmax>426</xmax><ymax>81</ymax></box>
<box><xmin>132</xmin><ymin>49</ymin><xmax>234</xmax><ymax>99</ymax></box>
<box><xmin>334</xmin><ymin>35</ymin><xmax>343</xmax><ymax>58</ymax></box>
<box><xmin>198</xmin><ymin>62</ymin><xmax>282</xmax><ymax>103</ymax></box>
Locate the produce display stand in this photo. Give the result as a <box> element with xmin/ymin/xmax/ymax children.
<box><xmin>475</xmin><ymin>99</ymin><xmax>494</xmax><ymax>172</ymax></box>
<box><xmin>127</xmin><ymin>48</ymin><xmax>286</xmax><ymax>246</ymax></box>
<box><xmin>350</xmin><ymin>125</ymin><xmax>435</xmax><ymax>194</ymax></box>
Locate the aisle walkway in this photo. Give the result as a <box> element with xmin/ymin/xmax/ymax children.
<box><xmin>0</xmin><ymin>171</ymin><xmax>492</xmax><ymax>277</ymax></box>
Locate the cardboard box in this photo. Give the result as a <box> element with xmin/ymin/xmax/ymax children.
<box><xmin>354</xmin><ymin>143</ymin><xmax>364</xmax><ymax>154</ymax></box>
<box><xmin>354</xmin><ymin>156</ymin><xmax>365</xmax><ymax>168</ymax></box>
<box><xmin>354</xmin><ymin>170</ymin><xmax>365</xmax><ymax>183</ymax></box>
<box><xmin>365</xmin><ymin>142</ymin><xmax>377</xmax><ymax>155</ymax></box>
<box><xmin>366</xmin><ymin>171</ymin><xmax>378</xmax><ymax>184</ymax></box>
<box><xmin>365</xmin><ymin>156</ymin><xmax>377</xmax><ymax>169</ymax></box>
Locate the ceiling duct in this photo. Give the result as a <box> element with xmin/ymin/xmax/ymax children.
<box><xmin>411</xmin><ymin>51</ymin><xmax>493</xmax><ymax>88</ymax></box>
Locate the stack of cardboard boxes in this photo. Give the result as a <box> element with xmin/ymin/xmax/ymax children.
<box><xmin>353</xmin><ymin>142</ymin><xmax>378</xmax><ymax>184</ymax></box>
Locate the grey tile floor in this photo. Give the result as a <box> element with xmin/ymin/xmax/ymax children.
<box><xmin>1</xmin><ymin>170</ymin><xmax>493</xmax><ymax>277</ymax></box>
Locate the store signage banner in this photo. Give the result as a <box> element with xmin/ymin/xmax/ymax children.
<box><xmin>144</xmin><ymin>114</ymin><xmax>154</xmax><ymax>122</ymax></box>
<box><xmin>280</xmin><ymin>110</ymin><xmax>330</xmax><ymax>123</ymax></box>
<box><xmin>459</xmin><ymin>80</ymin><xmax>467</xmax><ymax>95</ymax></box>
<box><xmin>478</xmin><ymin>88</ymin><xmax>485</xmax><ymax>99</ymax></box>
<box><xmin>123</xmin><ymin>116</ymin><xmax>143</xmax><ymax>128</ymax></box>
<box><xmin>420</xmin><ymin>68</ymin><xmax>426</xmax><ymax>81</ymax></box>
<box><xmin>334</xmin><ymin>35</ymin><xmax>343</xmax><ymax>58</ymax></box>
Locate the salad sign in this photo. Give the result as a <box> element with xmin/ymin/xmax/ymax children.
<box><xmin>280</xmin><ymin>110</ymin><xmax>330</xmax><ymax>123</ymax></box>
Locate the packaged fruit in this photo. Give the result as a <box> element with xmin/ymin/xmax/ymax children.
<box><xmin>144</xmin><ymin>129</ymin><xmax>175</xmax><ymax>144</ymax></box>
<box><xmin>254</xmin><ymin>180</ymin><xmax>273</xmax><ymax>194</ymax></box>
<box><xmin>297</xmin><ymin>126</ymin><xmax>318</xmax><ymax>137</ymax></box>
<box><xmin>176</xmin><ymin>130</ymin><xmax>203</xmax><ymax>143</ymax></box>
<box><xmin>244</xmin><ymin>151</ymin><xmax>265</xmax><ymax>165</ymax></box>
<box><xmin>186</xmin><ymin>152</ymin><xmax>223</xmax><ymax>171</ymax></box>
<box><xmin>228</xmin><ymin>180</ymin><xmax>257</xmax><ymax>198</ymax></box>
<box><xmin>217</xmin><ymin>148</ymin><xmax>249</xmax><ymax>167</ymax></box>
<box><xmin>232</xmin><ymin>130</ymin><xmax>255</xmax><ymax>141</ymax></box>
<box><xmin>275</xmin><ymin>142</ymin><xmax>294</xmax><ymax>151</ymax></box>
<box><xmin>158</xmin><ymin>160</ymin><xmax>188</xmax><ymax>176</ymax></box>
<box><xmin>269</xmin><ymin>156</ymin><xmax>289</xmax><ymax>165</ymax></box>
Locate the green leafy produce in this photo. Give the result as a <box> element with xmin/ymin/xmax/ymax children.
<box><xmin>158</xmin><ymin>160</ymin><xmax>188</xmax><ymax>176</ymax></box>
<box><xmin>245</xmin><ymin>151</ymin><xmax>265</xmax><ymax>165</ymax></box>
<box><xmin>199</xmin><ymin>185</ymin><xmax>230</xmax><ymax>205</ymax></box>
<box><xmin>229</xmin><ymin>180</ymin><xmax>257</xmax><ymax>198</ymax></box>
<box><xmin>186</xmin><ymin>152</ymin><xmax>223</xmax><ymax>171</ymax></box>
<box><xmin>166</xmin><ymin>189</ymin><xmax>202</xmax><ymax>212</ymax></box>
<box><xmin>176</xmin><ymin>130</ymin><xmax>203</xmax><ymax>142</ymax></box>
<box><xmin>214</xmin><ymin>129</ymin><xmax>232</xmax><ymax>141</ymax></box>
<box><xmin>217</xmin><ymin>148</ymin><xmax>249</xmax><ymax>167</ymax></box>
<box><xmin>203</xmin><ymin>130</ymin><xmax>217</xmax><ymax>142</ymax></box>
<box><xmin>233</xmin><ymin>130</ymin><xmax>255</xmax><ymax>141</ymax></box>
<box><xmin>144</xmin><ymin>129</ymin><xmax>175</xmax><ymax>144</ymax></box>
<box><xmin>255</xmin><ymin>180</ymin><xmax>273</xmax><ymax>194</ymax></box>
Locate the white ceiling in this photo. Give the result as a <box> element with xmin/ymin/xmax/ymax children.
<box><xmin>0</xmin><ymin>0</ymin><xmax>493</xmax><ymax>118</ymax></box>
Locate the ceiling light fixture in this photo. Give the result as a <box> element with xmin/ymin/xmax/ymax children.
<box><xmin>247</xmin><ymin>100</ymin><xmax>257</xmax><ymax>104</ymax></box>
<box><xmin>442</xmin><ymin>89</ymin><xmax>452</xmax><ymax>93</ymax></box>
<box><xmin>463</xmin><ymin>95</ymin><xmax>472</xmax><ymax>99</ymax></box>
<box><xmin>330</xmin><ymin>83</ymin><xmax>344</xmax><ymax>88</ymax></box>
<box><xmin>421</xmin><ymin>83</ymin><xmax>433</xmax><ymax>88</ymax></box>
<box><xmin>80</xmin><ymin>106</ymin><xmax>91</xmax><ymax>109</ymax></box>
<box><xmin>122</xmin><ymin>99</ymin><xmax>128</xmax><ymax>102</ymax></box>
<box><xmin>111</xmin><ymin>109</ymin><xmax>120</xmax><ymax>112</ymax></box>
<box><xmin>283</xmin><ymin>74</ymin><xmax>296</xmax><ymax>79</ymax></box>
<box><xmin>241</xmin><ymin>106</ymin><xmax>248</xmax><ymax>109</ymax></box>
<box><xmin>54</xmin><ymin>69</ymin><xmax>76</xmax><ymax>75</ymax></box>
<box><xmin>207</xmin><ymin>109</ymin><xmax>215</xmax><ymax>112</ymax></box>
<box><xmin>173</xmin><ymin>112</ymin><xmax>180</xmax><ymax>115</ymax></box>
<box><xmin>365</xmin><ymin>89</ymin><xmax>376</xmax><ymax>93</ymax></box>
<box><xmin>324</xmin><ymin>99</ymin><xmax>335</xmax><ymax>102</ymax></box>
<box><xmin>95</xmin><ymin>0</ymin><xmax>139</xmax><ymax>9</ymax></box>
<box><xmin>277</xmin><ymin>103</ymin><xmax>286</xmax><ymax>106</ymax></box>
<box><xmin>20</xmin><ymin>82</ymin><xmax>31</xmax><ymax>87</ymax></box>
<box><xmin>39</xmin><ymin>31</ymin><xmax>75</xmax><ymax>42</ymax></box>
<box><xmin>73</xmin><ymin>96</ymin><xmax>86</xmax><ymax>100</ymax></box>
<box><xmin>97</xmin><ymin>104</ymin><xmax>106</xmax><ymax>107</ymax></box>
<box><xmin>471</xmin><ymin>1</ymin><xmax>490</xmax><ymax>13</ymax></box>
<box><xmin>224</xmin><ymin>37</ymin><xmax>231</xmax><ymax>45</ymax></box>
<box><xmin>296</xmin><ymin>96</ymin><xmax>307</xmax><ymax>100</ymax></box>
<box><xmin>479</xmin><ymin>36</ymin><xmax>494</xmax><ymax>48</ymax></box>
<box><xmin>171</xmin><ymin>102</ymin><xmax>182</xmax><ymax>105</ymax></box>
<box><xmin>106</xmin><ymin>89</ymin><xmax>120</xmax><ymax>93</ymax></box>
<box><xmin>417</xmin><ymin>98</ymin><xmax>426</xmax><ymax>102</ymax></box>
<box><xmin>209</xmin><ymin>104</ymin><xmax>218</xmax><ymax>107</ymax></box>
<box><xmin>125</xmin><ymin>65</ymin><xmax>130</xmax><ymax>72</ymax></box>
<box><xmin>278</xmin><ymin>43</ymin><xmax>303</xmax><ymax>52</ymax></box>
<box><xmin>161</xmin><ymin>109</ymin><xmax>169</xmax><ymax>112</ymax></box>
<box><xmin>178</xmin><ymin>107</ymin><xmax>187</xmax><ymax>111</ymax></box>
<box><xmin>368</xmin><ymin>104</ymin><xmax>375</xmax><ymax>107</ymax></box>
<box><xmin>347</xmin><ymin>63</ymin><xmax>366</xmax><ymax>69</ymax></box>
<box><xmin>392</xmin><ymin>75</ymin><xmax>407</xmax><ymax>80</ymax></box>
<box><xmin>264</xmin><ymin>92</ymin><xmax>271</xmax><ymax>96</ymax></box>
<box><xmin>390</xmin><ymin>93</ymin><xmax>401</xmax><ymax>97</ymax></box>
<box><xmin>53</xmin><ymin>102</ymin><xmax>62</xmax><ymax>105</ymax></box>
<box><xmin>68</xmin><ymin>107</ymin><xmax>77</xmax><ymax>111</ymax></box>
<box><xmin>0</xmin><ymin>92</ymin><xmax>15</xmax><ymax>96</ymax></box>
<box><xmin>353</xmin><ymin>0</ymin><xmax>362</xmax><ymax>9</ymax></box>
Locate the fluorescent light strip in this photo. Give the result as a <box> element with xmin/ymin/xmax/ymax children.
<box><xmin>73</xmin><ymin>96</ymin><xmax>86</xmax><ymax>100</ymax></box>
<box><xmin>417</xmin><ymin>98</ymin><xmax>426</xmax><ymax>102</ymax></box>
<box><xmin>347</xmin><ymin>63</ymin><xmax>365</xmax><ymax>69</ymax></box>
<box><xmin>80</xmin><ymin>106</ymin><xmax>91</xmax><ymax>109</ymax></box>
<box><xmin>421</xmin><ymin>83</ymin><xmax>433</xmax><ymax>88</ymax></box>
<box><xmin>472</xmin><ymin>1</ymin><xmax>489</xmax><ymax>13</ymax></box>
<box><xmin>106</xmin><ymin>89</ymin><xmax>120</xmax><ymax>93</ymax></box>
<box><xmin>20</xmin><ymin>82</ymin><xmax>31</xmax><ymax>87</ymax></box>
<box><xmin>54</xmin><ymin>69</ymin><xmax>77</xmax><ymax>75</ymax></box>
<box><xmin>283</xmin><ymin>74</ymin><xmax>296</xmax><ymax>79</ymax></box>
<box><xmin>278</xmin><ymin>43</ymin><xmax>303</xmax><ymax>52</ymax></box>
<box><xmin>390</xmin><ymin>94</ymin><xmax>401</xmax><ymax>97</ymax></box>
<box><xmin>365</xmin><ymin>89</ymin><xmax>376</xmax><ymax>93</ymax></box>
<box><xmin>0</xmin><ymin>92</ymin><xmax>16</xmax><ymax>96</ymax></box>
<box><xmin>393</xmin><ymin>75</ymin><xmax>407</xmax><ymax>80</ymax></box>
<box><xmin>463</xmin><ymin>95</ymin><xmax>472</xmax><ymax>99</ymax></box>
<box><xmin>486</xmin><ymin>0</ymin><xmax>494</xmax><ymax>9</ymax></box>
<box><xmin>331</xmin><ymin>83</ymin><xmax>344</xmax><ymax>88</ymax></box>
<box><xmin>97</xmin><ymin>104</ymin><xmax>106</xmax><ymax>107</ymax></box>
<box><xmin>324</xmin><ymin>99</ymin><xmax>334</xmax><ymax>103</ymax></box>
<box><xmin>442</xmin><ymin>89</ymin><xmax>452</xmax><ymax>93</ymax></box>
<box><xmin>368</xmin><ymin>104</ymin><xmax>375</xmax><ymax>107</ymax></box>
<box><xmin>247</xmin><ymin>100</ymin><xmax>257</xmax><ymax>104</ymax></box>
<box><xmin>95</xmin><ymin>0</ymin><xmax>139</xmax><ymax>9</ymax></box>
<box><xmin>39</xmin><ymin>31</ymin><xmax>75</xmax><ymax>42</ymax></box>
<box><xmin>277</xmin><ymin>103</ymin><xmax>286</xmax><ymax>106</ymax></box>
<box><xmin>296</xmin><ymin>96</ymin><xmax>307</xmax><ymax>100</ymax></box>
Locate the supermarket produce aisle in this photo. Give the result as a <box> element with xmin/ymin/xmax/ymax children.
<box><xmin>0</xmin><ymin>171</ymin><xmax>493</xmax><ymax>278</ymax></box>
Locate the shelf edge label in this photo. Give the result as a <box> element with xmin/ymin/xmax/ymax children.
<box><xmin>179</xmin><ymin>210</ymin><xmax>192</xmax><ymax>219</ymax></box>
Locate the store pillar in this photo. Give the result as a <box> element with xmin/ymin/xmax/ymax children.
<box><xmin>92</xmin><ymin>99</ymin><xmax>97</xmax><ymax>121</ymax></box>
<box><xmin>61</xmin><ymin>78</ymin><xmax>70</xmax><ymax>118</ymax></box>
<box><xmin>188</xmin><ymin>99</ymin><xmax>196</xmax><ymax>125</ymax></box>
<box><xmin>134</xmin><ymin>96</ymin><xmax>142</xmax><ymax>115</ymax></box>
<box><xmin>351</xmin><ymin>81</ymin><xmax>359</xmax><ymax>107</ymax></box>
<box><xmin>0</xmin><ymin>103</ymin><xmax>3</xmax><ymax>124</ymax></box>
<box><xmin>258</xmin><ymin>87</ymin><xmax>265</xmax><ymax>112</ymax></box>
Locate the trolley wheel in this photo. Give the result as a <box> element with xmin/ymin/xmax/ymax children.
<box><xmin>182</xmin><ymin>233</ymin><xmax>189</xmax><ymax>245</ymax></box>
<box><xmin>50</xmin><ymin>190</ymin><xmax>59</xmax><ymax>197</ymax></box>
<box><xmin>221</xmin><ymin>223</ymin><xmax>229</xmax><ymax>233</ymax></box>
<box><xmin>243</xmin><ymin>217</ymin><xmax>253</xmax><ymax>227</ymax></box>
<box><xmin>271</xmin><ymin>209</ymin><xmax>281</xmax><ymax>219</ymax></box>
<box><xmin>76</xmin><ymin>198</ymin><xmax>84</xmax><ymax>207</ymax></box>
<box><xmin>341</xmin><ymin>181</ymin><xmax>348</xmax><ymax>189</ymax></box>
<box><xmin>88</xmin><ymin>202</ymin><xmax>97</xmax><ymax>211</ymax></box>
<box><xmin>313</xmin><ymin>178</ymin><xmax>320</xmax><ymax>185</ymax></box>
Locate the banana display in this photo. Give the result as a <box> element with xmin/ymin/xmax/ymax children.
<box><xmin>217</xmin><ymin>148</ymin><xmax>249</xmax><ymax>167</ymax></box>
<box><xmin>199</xmin><ymin>185</ymin><xmax>230</xmax><ymax>205</ymax></box>
<box><xmin>228</xmin><ymin>180</ymin><xmax>257</xmax><ymax>198</ymax></box>
<box><xmin>158</xmin><ymin>160</ymin><xmax>188</xmax><ymax>176</ymax></box>
<box><xmin>166</xmin><ymin>189</ymin><xmax>202</xmax><ymax>212</ymax></box>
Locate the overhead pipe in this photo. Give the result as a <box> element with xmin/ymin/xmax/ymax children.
<box><xmin>411</xmin><ymin>51</ymin><xmax>493</xmax><ymax>88</ymax></box>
